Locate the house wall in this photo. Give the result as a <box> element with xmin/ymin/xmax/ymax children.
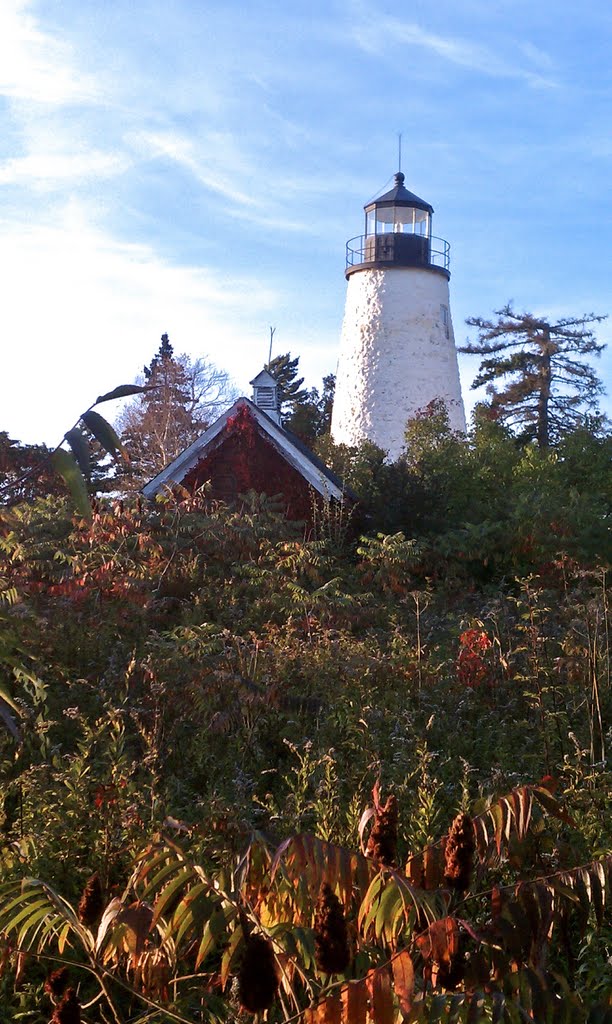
<box><xmin>182</xmin><ymin>415</ymin><xmax>317</xmax><ymax>522</ymax></box>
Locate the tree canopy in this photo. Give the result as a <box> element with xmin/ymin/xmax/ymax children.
<box><xmin>116</xmin><ymin>334</ymin><xmax>236</xmax><ymax>491</ymax></box>
<box><xmin>460</xmin><ymin>304</ymin><xmax>607</xmax><ymax>447</ymax></box>
<box><xmin>267</xmin><ymin>352</ymin><xmax>335</xmax><ymax>444</ymax></box>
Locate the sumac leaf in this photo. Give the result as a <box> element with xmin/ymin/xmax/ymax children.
<box><xmin>221</xmin><ymin>926</ymin><xmax>244</xmax><ymax>988</ymax></box>
<box><xmin>64</xmin><ymin>428</ymin><xmax>91</xmax><ymax>479</ymax></box>
<box><xmin>342</xmin><ymin>980</ymin><xmax>368</xmax><ymax>1024</ymax></box>
<box><xmin>391</xmin><ymin>950</ymin><xmax>414</xmax><ymax>1019</ymax></box>
<box><xmin>309</xmin><ymin>995</ymin><xmax>342</xmax><ymax>1024</ymax></box>
<box><xmin>81</xmin><ymin>410</ymin><xmax>129</xmax><ymax>463</ymax></box>
<box><xmin>366</xmin><ymin>966</ymin><xmax>393</xmax><ymax>1024</ymax></box>
<box><xmin>0</xmin><ymin>688</ymin><xmax>21</xmax><ymax>742</ymax></box>
<box><xmin>95</xmin><ymin>384</ymin><xmax>149</xmax><ymax>404</ymax></box>
<box><xmin>50</xmin><ymin>448</ymin><xmax>92</xmax><ymax>521</ymax></box>
<box><xmin>532</xmin><ymin>787</ymin><xmax>578</xmax><ymax>829</ymax></box>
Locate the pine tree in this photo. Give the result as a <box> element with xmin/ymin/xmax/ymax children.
<box><xmin>460</xmin><ymin>305</ymin><xmax>606</xmax><ymax>447</ymax></box>
<box><xmin>284</xmin><ymin>374</ymin><xmax>336</xmax><ymax>444</ymax></box>
<box><xmin>266</xmin><ymin>353</ymin><xmax>309</xmax><ymax>417</ymax></box>
<box><xmin>266</xmin><ymin>353</ymin><xmax>335</xmax><ymax>443</ymax></box>
<box><xmin>144</xmin><ymin>332</ymin><xmax>174</xmax><ymax>379</ymax></box>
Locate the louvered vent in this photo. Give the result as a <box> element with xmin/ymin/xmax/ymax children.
<box><xmin>256</xmin><ymin>387</ymin><xmax>275</xmax><ymax>409</ymax></box>
<box><xmin>250</xmin><ymin>369</ymin><xmax>281</xmax><ymax>425</ymax></box>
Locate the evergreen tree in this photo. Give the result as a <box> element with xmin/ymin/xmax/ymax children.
<box><xmin>116</xmin><ymin>334</ymin><xmax>235</xmax><ymax>491</ymax></box>
<box><xmin>144</xmin><ymin>332</ymin><xmax>174</xmax><ymax>378</ymax></box>
<box><xmin>284</xmin><ymin>374</ymin><xmax>336</xmax><ymax>444</ymax></box>
<box><xmin>0</xmin><ymin>433</ymin><xmax>68</xmax><ymax>504</ymax></box>
<box><xmin>460</xmin><ymin>304</ymin><xmax>606</xmax><ymax>447</ymax></box>
<box><xmin>266</xmin><ymin>353</ymin><xmax>309</xmax><ymax>417</ymax></box>
<box><xmin>267</xmin><ymin>353</ymin><xmax>335</xmax><ymax>444</ymax></box>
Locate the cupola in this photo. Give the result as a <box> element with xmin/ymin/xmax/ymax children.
<box><xmin>346</xmin><ymin>172</ymin><xmax>449</xmax><ymax>278</ymax></box>
<box><xmin>250</xmin><ymin>369</ymin><xmax>281</xmax><ymax>425</ymax></box>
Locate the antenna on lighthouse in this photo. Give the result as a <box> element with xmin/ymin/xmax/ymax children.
<box><xmin>398</xmin><ymin>132</ymin><xmax>402</xmax><ymax>173</ymax></box>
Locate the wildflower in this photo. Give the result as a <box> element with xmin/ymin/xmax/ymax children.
<box><xmin>314</xmin><ymin>883</ymin><xmax>350</xmax><ymax>974</ymax></box>
<box><xmin>44</xmin><ymin>966</ymin><xmax>70</xmax><ymax>999</ymax></box>
<box><xmin>78</xmin><ymin>873</ymin><xmax>104</xmax><ymax>927</ymax></box>
<box><xmin>237</xmin><ymin>934</ymin><xmax>279</xmax><ymax>1013</ymax></box>
<box><xmin>444</xmin><ymin>813</ymin><xmax>475</xmax><ymax>891</ymax></box>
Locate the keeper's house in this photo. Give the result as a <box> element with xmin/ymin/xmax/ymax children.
<box><xmin>142</xmin><ymin>369</ymin><xmax>351</xmax><ymax>523</ymax></box>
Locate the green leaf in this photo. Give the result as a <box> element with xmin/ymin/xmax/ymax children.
<box><xmin>95</xmin><ymin>384</ymin><xmax>149</xmax><ymax>404</ymax></box>
<box><xmin>221</xmin><ymin>924</ymin><xmax>244</xmax><ymax>988</ymax></box>
<box><xmin>64</xmin><ymin>428</ymin><xmax>91</xmax><ymax>479</ymax></box>
<box><xmin>81</xmin><ymin>409</ymin><xmax>129</xmax><ymax>463</ymax></box>
<box><xmin>50</xmin><ymin>448</ymin><xmax>92</xmax><ymax>522</ymax></box>
<box><xmin>151</xmin><ymin>867</ymin><xmax>193</xmax><ymax>927</ymax></box>
<box><xmin>532</xmin><ymin>786</ymin><xmax>578</xmax><ymax>829</ymax></box>
<box><xmin>194</xmin><ymin>905</ymin><xmax>232</xmax><ymax>969</ymax></box>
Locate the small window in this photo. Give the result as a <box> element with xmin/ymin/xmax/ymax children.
<box><xmin>440</xmin><ymin>304</ymin><xmax>449</xmax><ymax>338</ymax></box>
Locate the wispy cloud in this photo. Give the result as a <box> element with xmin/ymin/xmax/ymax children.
<box><xmin>130</xmin><ymin>129</ymin><xmax>340</xmax><ymax>234</ymax></box>
<box><xmin>0</xmin><ymin>0</ymin><xmax>100</xmax><ymax>105</ymax></box>
<box><xmin>0</xmin><ymin>150</ymin><xmax>130</xmax><ymax>187</ymax></box>
<box><xmin>0</xmin><ymin>200</ymin><xmax>281</xmax><ymax>443</ymax></box>
<box><xmin>132</xmin><ymin>131</ymin><xmax>262</xmax><ymax>208</ymax></box>
<box><xmin>348</xmin><ymin>4</ymin><xmax>558</xmax><ymax>88</ymax></box>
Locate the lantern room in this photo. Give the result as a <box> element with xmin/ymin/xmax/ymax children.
<box><xmin>346</xmin><ymin>171</ymin><xmax>450</xmax><ymax>278</ymax></box>
<box><xmin>365</xmin><ymin>172</ymin><xmax>432</xmax><ymax>237</ymax></box>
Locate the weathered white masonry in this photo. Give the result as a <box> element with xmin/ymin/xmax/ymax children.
<box><xmin>331</xmin><ymin>172</ymin><xmax>466</xmax><ymax>459</ymax></box>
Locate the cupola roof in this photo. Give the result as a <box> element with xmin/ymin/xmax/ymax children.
<box><xmin>249</xmin><ymin>369</ymin><xmax>277</xmax><ymax>388</ymax></box>
<box><xmin>366</xmin><ymin>172</ymin><xmax>433</xmax><ymax>214</ymax></box>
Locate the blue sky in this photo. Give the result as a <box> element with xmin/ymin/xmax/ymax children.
<box><xmin>1</xmin><ymin>0</ymin><xmax>611</xmax><ymax>445</ymax></box>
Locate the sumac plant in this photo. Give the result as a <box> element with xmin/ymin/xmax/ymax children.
<box><xmin>0</xmin><ymin>782</ymin><xmax>611</xmax><ymax>1023</ymax></box>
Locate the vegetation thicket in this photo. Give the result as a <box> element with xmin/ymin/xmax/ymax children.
<box><xmin>0</xmin><ymin>316</ymin><xmax>610</xmax><ymax>1023</ymax></box>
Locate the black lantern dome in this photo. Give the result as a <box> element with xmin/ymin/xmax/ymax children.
<box><xmin>346</xmin><ymin>172</ymin><xmax>450</xmax><ymax>278</ymax></box>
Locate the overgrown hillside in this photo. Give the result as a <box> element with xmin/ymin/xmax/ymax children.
<box><xmin>0</xmin><ymin>420</ymin><xmax>610</xmax><ymax>1022</ymax></box>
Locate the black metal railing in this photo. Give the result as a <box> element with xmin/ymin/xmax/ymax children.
<box><xmin>346</xmin><ymin>233</ymin><xmax>450</xmax><ymax>273</ymax></box>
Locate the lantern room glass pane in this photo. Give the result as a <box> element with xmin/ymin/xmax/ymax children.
<box><xmin>414</xmin><ymin>209</ymin><xmax>430</xmax><ymax>236</ymax></box>
<box><xmin>366</xmin><ymin>205</ymin><xmax>431</xmax><ymax>237</ymax></box>
<box><xmin>374</xmin><ymin>210</ymin><xmax>394</xmax><ymax>234</ymax></box>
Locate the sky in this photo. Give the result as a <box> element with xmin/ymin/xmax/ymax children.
<box><xmin>1</xmin><ymin>0</ymin><xmax>611</xmax><ymax>445</ymax></box>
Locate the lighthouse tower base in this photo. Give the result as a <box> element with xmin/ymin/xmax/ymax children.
<box><xmin>331</xmin><ymin>266</ymin><xmax>466</xmax><ymax>461</ymax></box>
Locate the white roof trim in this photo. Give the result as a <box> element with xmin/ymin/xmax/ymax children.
<box><xmin>142</xmin><ymin>397</ymin><xmax>345</xmax><ymax>502</ymax></box>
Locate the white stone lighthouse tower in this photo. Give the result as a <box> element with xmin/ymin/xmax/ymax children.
<box><xmin>331</xmin><ymin>172</ymin><xmax>465</xmax><ymax>459</ymax></box>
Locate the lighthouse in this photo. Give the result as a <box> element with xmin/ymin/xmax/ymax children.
<box><xmin>331</xmin><ymin>172</ymin><xmax>466</xmax><ymax>459</ymax></box>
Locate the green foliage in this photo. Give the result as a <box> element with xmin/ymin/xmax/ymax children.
<box><xmin>267</xmin><ymin>351</ymin><xmax>309</xmax><ymax>411</ymax></box>
<box><xmin>267</xmin><ymin>353</ymin><xmax>335</xmax><ymax>443</ymax></box>
<box><xmin>0</xmin><ymin>407</ymin><xmax>610</xmax><ymax>1020</ymax></box>
<box><xmin>321</xmin><ymin>401</ymin><xmax>611</xmax><ymax>580</ymax></box>
<box><xmin>0</xmin><ymin>432</ymin><xmax>70</xmax><ymax>504</ymax></box>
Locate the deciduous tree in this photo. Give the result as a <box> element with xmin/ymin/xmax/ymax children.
<box><xmin>117</xmin><ymin>334</ymin><xmax>236</xmax><ymax>491</ymax></box>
